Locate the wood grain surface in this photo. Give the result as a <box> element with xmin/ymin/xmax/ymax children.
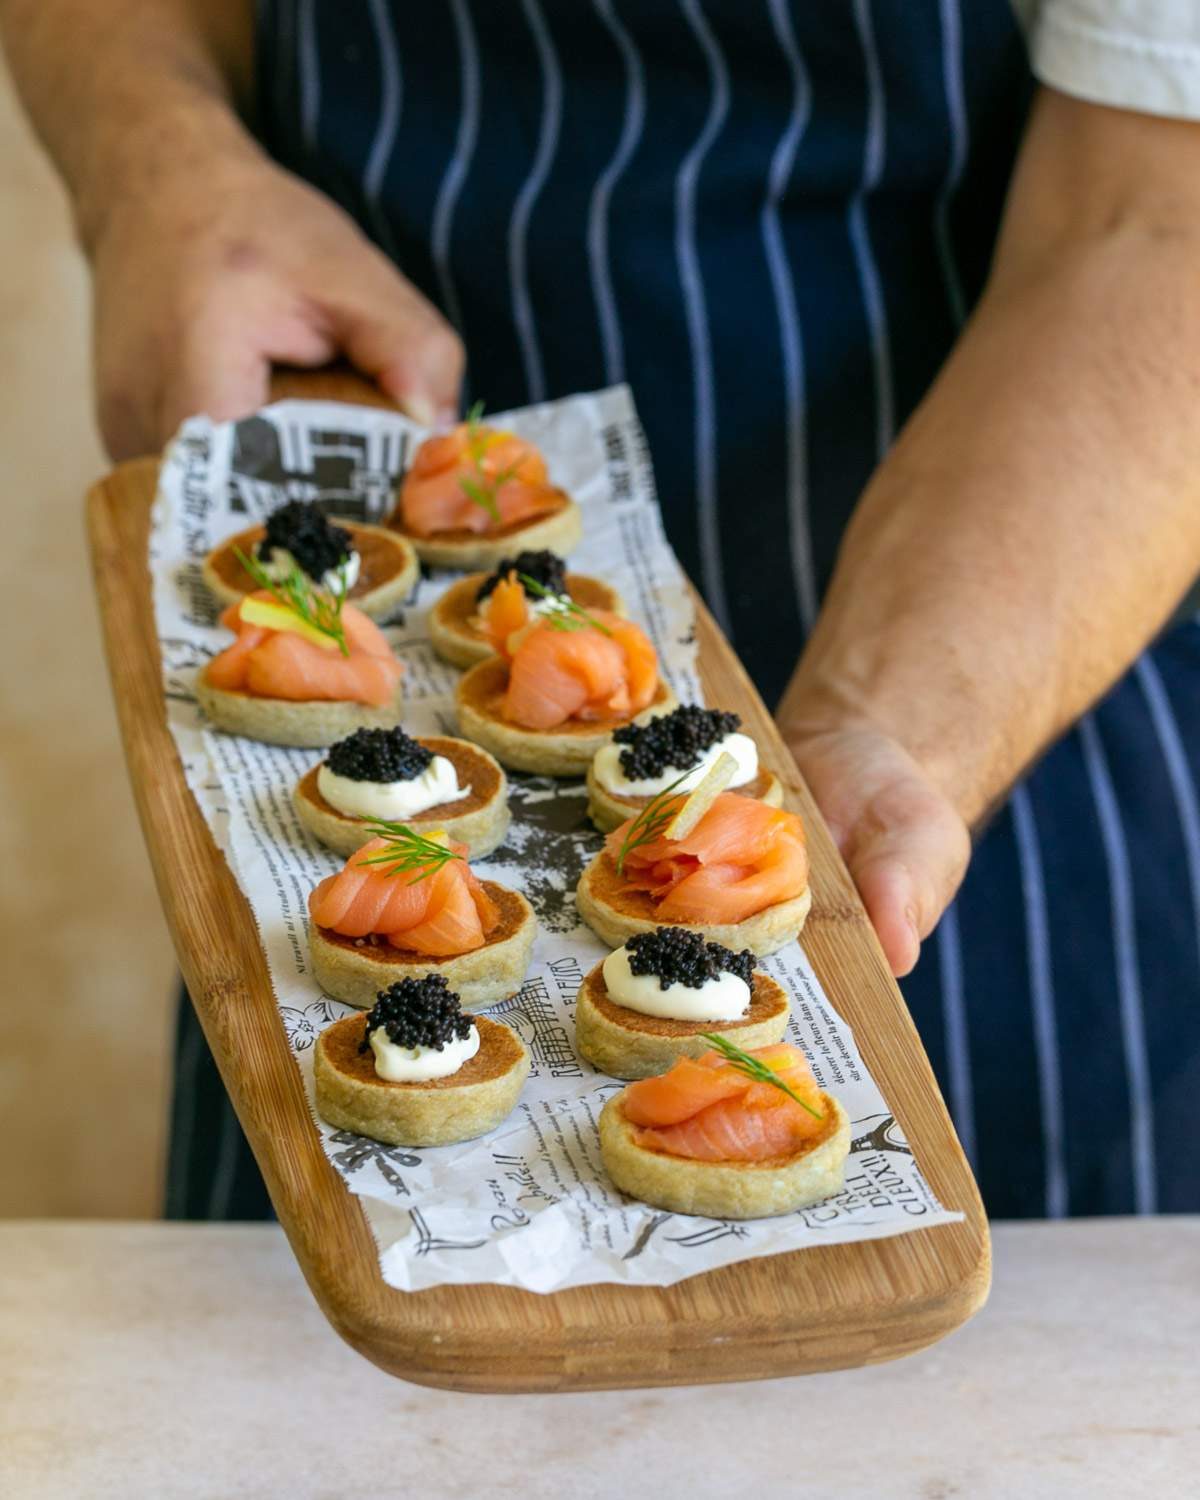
<box><xmin>85</xmin><ymin>369</ymin><xmax>989</xmax><ymax>1392</ymax></box>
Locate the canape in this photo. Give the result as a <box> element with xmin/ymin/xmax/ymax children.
<box><xmin>598</xmin><ymin>1040</ymin><xmax>849</xmax><ymax>1219</ymax></box>
<box><xmin>307</xmin><ymin>825</ymin><xmax>535</xmax><ymax>1011</ymax></box>
<box><xmin>203</xmin><ymin>499</ymin><xmax>418</xmax><ymax>621</ymax></box>
<box><xmin>575</xmin><ymin>928</ymin><xmax>790</xmax><ymax>1080</ymax></box>
<box><xmin>386</xmin><ymin>412</ymin><xmax>581</xmax><ymax>569</ymax></box>
<box><xmin>586</xmin><ymin>703</ymin><xmax>783</xmax><ymax>832</ymax></box>
<box><xmin>294</xmin><ymin>726</ymin><xmax>510</xmax><ymax>859</ymax></box>
<box><xmin>576</xmin><ymin>755</ymin><xmax>811</xmax><ymax>956</ymax></box>
<box><xmin>314</xmin><ymin>975</ymin><xmax>530</xmax><ymax>1147</ymax></box>
<box><xmin>196</xmin><ymin>569</ymin><xmax>405</xmax><ymax>747</ymax></box>
<box><xmin>430</xmin><ymin>549</ymin><xmax>623</xmax><ymax>669</ymax></box>
<box><xmin>455</xmin><ymin>575</ymin><xmax>673</xmax><ymax>776</ymax></box>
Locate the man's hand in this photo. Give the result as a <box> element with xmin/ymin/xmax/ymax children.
<box><xmin>92</xmin><ymin>151</ymin><xmax>463</xmax><ymax>459</ymax></box>
<box><xmin>778</xmin><ymin>91</ymin><xmax>1200</xmax><ymax>977</ymax></box>
<box><xmin>781</xmin><ymin>718</ymin><xmax>970</xmax><ymax>978</ymax></box>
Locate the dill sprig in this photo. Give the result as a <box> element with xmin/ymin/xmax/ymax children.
<box><xmin>459</xmin><ymin>400</ymin><xmax>518</xmax><ymax>523</ymax></box>
<box><xmin>518</xmin><ymin>572</ymin><xmax>613</xmax><ymax>637</ymax></box>
<box><xmin>234</xmin><ymin>544</ymin><xmax>350</xmax><ymax>657</ymax></box>
<box><xmin>356</xmin><ymin>822</ymin><xmax>465</xmax><ymax>882</ymax></box>
<box><xmin>613</xmin><ymin>769</ymin><xmax>692</xmax><ymax>876</ymax></box>
<box><xmin>700</xmin><ymin>1033</ymin><xmax>825</xmax><ymax>1121</ymax></box>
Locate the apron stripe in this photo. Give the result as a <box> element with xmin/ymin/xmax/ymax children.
<box><xmin>1011</xmin><ymin>782</ymin><xmax>1069</xmax><ymax>1217</ymax></box>
<box><xmin>431</xmin><ymin>0</ymin><xmax>481</xmax><ymax>337</ymax></box>
<box><xmin>363</xmin><ymin>0</ymin><xmax>403</xmax><ymax>253</ymax></box>
<box><xmin>509</xmin><ymin>0</ymin><xmax>563</xmax><ymax>405</ymax></box>
<box><xmin>761</xmin><ymin>0</ymin><xmax>816</xmax><ymax>631</ymax></box>
<box><xmin>1079</xmin><ymin>713</ymin><xmax>1158</xmax><ymax>1214</ymax></box>
<box><xmin>676</xmin><ymin>0</ymin><xmax>733</xmax><ymax>637</ymax></box>
<box><xmin>934</xmin><ymin>0</ymin><xmax>969</xmax><ymax>327</ymax></box>
<box><xmin>297</xmin><ymin>0</ymin><xmax>320</xmax><ymax>151</ymax></box>
<box><xmin>1135</xmin><ymin>653</ymin><xmax>1200</xmax><ymax>955</ymax></box>
<box><xmin>848</xmin><ymin>0</ymin><xmax>895</xmax><ymax>461</ymax></box>
<box><xmin>587</xmin><ymin>0</ymin><xmax>646</xmax><ymax>387</ymax></box>
<box><xmin>936</xmin><ymin>904</ymin><xmax>977</xmax><ymax>1168</ymax></box>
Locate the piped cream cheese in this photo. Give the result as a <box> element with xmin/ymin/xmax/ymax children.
<box><xmin>260</xmin><ymin>544</ymin><xmax>361</xmax><ymax>595</ymax></box>
<box><xmin>369</xmin><ymin>1024</ymin><xmax>480</xmax><ymax>1082</ymax></box>
<box><xmin>317</xmin><ymin>756</ymin><xmax>463</xmax><ymax>821</ymax></box>
<box><xmin>602</xmin><ymin>944</ymin><xmax>752</xmax><ymax>1022</ymax></box>
<box><xmin>593</xmin><ymin>731</ymin><xmax>758</xmax><ymax>799</ymax></box>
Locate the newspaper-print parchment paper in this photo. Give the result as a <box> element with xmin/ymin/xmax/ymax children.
<box><xmin>150</xmin><ymin>386</ymin><xmax>960</xmax><ymax>1293</ymax></box>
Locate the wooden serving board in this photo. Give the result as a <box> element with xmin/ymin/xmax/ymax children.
<box><xmin>86</xmin><ymin>369</ymin><xmax>989</xmax><ymax>1393</ymax></box>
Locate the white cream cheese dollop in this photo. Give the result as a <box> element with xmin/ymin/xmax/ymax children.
<box><xmin>593</xmin><ymin>731</ymin><xmax>758</xmax><ymax>799</ymax></box>
<box><xmin>317</xmin><ymin>755</ymin><xmax>463</xmax><ymax>821</ymax></box>
<box><xmin>260</xmin><ymin>544</ymin><xmax>361</xmax><ymax>595</ymax></box>
<box><xmin>369</xmin><ymin>1024</ymin><xmax>480</xmax><ymax>1082</ymax></box>
<box><xmin>602</xmin><ymin>944</ymin><xmax>752</xmax><ymax>1022</ymax></box>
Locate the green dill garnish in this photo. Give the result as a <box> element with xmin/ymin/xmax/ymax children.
<box><xmin>613</xmin><ymin>769</ymin><xmax>692</xmax><ymax>876</ymax></box>
<box><xmin>518</xmin><ymin>572</ymin><xmax>613</xmax><ymax>636</ymax></box>
<box><xmin>459</xmin><ymin>400</ymin><xmax>519</xmax><ymax>523</ymax></box>
<box><xmin>700</xmin><ymin>1033</ymin><xmax>825</xmax><ymax>1120</ymax></box>
<box><xmin>234</xmin><ymin>544</ymin><xmax>350</xmax><ymax>657</ymax></box>
<box><xmin>356</xmin><ymin>822</ymin><xmax>465</xmax><ymax>882</ymax></box>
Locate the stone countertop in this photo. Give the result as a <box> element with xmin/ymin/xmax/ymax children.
<box><xmin>2</xmin><ymin>1219</ymin><xmax>1196</xmax><ymax>1499</ymax></box>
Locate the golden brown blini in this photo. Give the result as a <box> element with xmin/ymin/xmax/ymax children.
<box><xmin>574</xmin><ymin>960</ymin><xmax>790</xmax><ymax>1079</ymax></box>
<box><xmin>430</xmin><ymin>571</ymin><xmax>624</xmax><ymax>669</ymax></box>
<box><xmin>293</xmin><ymin>736</ymin><xmax>510</xmax><ymax>858</ymax></box>
<box><xmin>202</xmin><ymin>518</ymin><xmax>419</xmax><ymax>621</ymax></box>
<box><xmin>310</xmin><ymin>885</ymin><xmax>537</xmax><ymax>1011</ymax></box>
<box><xmin>575</xmin><ymin>850</ymin><xmax>812</xmax><ymax>957</ymax></box>
<box><xmin>315</xmin><ymin>1013</ymin><xmax>529</xmax><ymax>1147</ymax></box>
<box><xmin>387</xmin><ymin>492</ymin><xmax>582</xmax><ymax>571</ymax></box>
<box><xmin>456</xmin><ymin>656</ymin><xmax>677</xmax><ymax>777</ymax></box>
<box><xmin>195</xmin><ymin>675</ymin><xmax>406</xmax><ymax>749</ymax></box>
<box><xmin>585</xmin><ymin>761</ymin><xmax>784</xmax><ymax>834</ymax></box>
<box><xmin>598</xmin><ymin>1090</ymin><xmax>850</xmax><ymax>1219</ymax></box>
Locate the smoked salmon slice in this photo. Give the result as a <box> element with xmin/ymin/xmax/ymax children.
<box><xmin>606</xmin><ymin>792</ymin><xmax>808</xmax><ymax>925</ymax></box>
<box><xmin>499</xmin><ymin>610</ymin><xmax>659</xmax><ymax>730</ymax></box>
<box><xmin>206</xmin><ymin>592</ymin><xmax>403</xmax><ymax>706</ymax></box>
<box><xmin>400</xmin><ymin>422</ymin><xmax>559</xmax><ymax>536</ymax></box>
<box><xmin>625</xmin><ymin>1044</ymin><xmax>826</xmax><ymax>1162</ymax></box>
<box><xmin>308</xmin><ymin>837</ymin><xmax>500</xmax><ymax>957</ymax></box>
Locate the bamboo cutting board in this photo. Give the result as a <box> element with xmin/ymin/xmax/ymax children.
<box><xmin>86</xmin><ymin>369</ymin><xmax>989</xmax><ymax>1392</ymax></box>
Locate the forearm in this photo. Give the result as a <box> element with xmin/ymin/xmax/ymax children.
<box><xmin>0</xmin><ymin>0</ymin><xmax>255</xmax><ymax>249</ymax></box>
<box><xmin>781</xmin><ymin>89</ymin><xmax>1200</xmax><ymax>828</ymax></box>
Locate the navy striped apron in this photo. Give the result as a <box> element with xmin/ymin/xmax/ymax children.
<box><xmin>165</xmin><ymin>0</ymin><xmax>1200</xmax><ymax>1219</ymax></box>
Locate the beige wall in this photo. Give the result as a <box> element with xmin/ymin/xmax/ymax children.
<box><xmin>0</xmin><ymin>59</ymin><xmax>176</xmax><ymax>1217</ymax></box>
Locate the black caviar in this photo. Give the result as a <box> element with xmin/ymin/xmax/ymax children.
<box><xmin>612</xmin><ymin>704</ymin><xmax>742</xmax><ymax>780</ymax></box>
<box><xmin>258</xmin><ymin>499</ymin><xmax>354</xmax><ymax>581</ymax></box>
<box><xmin>360</xmin><ymin>975</ymin><xmax>473</xmax><ymax>1053</ymax></box>
<box><xmin>326</xmin><ymin>727</ymin><xmax>433</xmax><ymax>783</ymax></box>
<box><xmin>475</xmin><ymin>549</ymin><xmax>567</xmax><ymax>602</ymax></box>
<box><xmin>624</xmin><ymin>928</ymin><xmax>756</xmax><ymax>990</ymax></box>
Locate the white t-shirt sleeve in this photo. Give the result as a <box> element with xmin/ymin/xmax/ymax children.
<box><xmin>1019</xmin><ymin>1</ymin><xmax>1200</xmax><ymax>120</ymax></box>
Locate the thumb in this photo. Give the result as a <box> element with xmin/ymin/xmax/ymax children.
<box><xmin>844</xmin><ymin>779</ymin><xmax>970</xmax><ymax>978</ymax></box>
<box><xmin>324</xmin><ymin>271</ymin><xmax>464</xmax><ymax>427</ymax></box>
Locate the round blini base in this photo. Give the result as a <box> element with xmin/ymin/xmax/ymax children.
<box><xmin>314</xmin><ymin>1012</ymin><xmax>530</xmax><ymax>1146</ymax></box>
<box><xmin>195</xmin><ymin>674</ymin><xmax>405</xmax><ymax>749</ymax></box>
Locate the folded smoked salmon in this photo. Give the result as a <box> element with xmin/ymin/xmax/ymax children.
<box><xmin>309</xmin><ymin>836</ymin><xmax>499</xmax><ymax>956</ymax></box>
<box><xmin>576</xmin><ymin>791</ymin><xmax>812</xmax><ymax>956</ymax></box>
<box><xmin>609</xmin><ymin>792</ymin><xmax>808</xmax><ymax>925</ymax></box>
<box><xmin>622</xmin><ymin>1044</ymin><xmax>825</xmax><ymax>1160</ymax></box>
<box><xmin>307</xmin><ymin>829</ymin><xmax>537</xmax><ymax>1009</ymax></box>
<box><xmin>206</xmin><ymin>593</ymin><xmax>402</xmax><ymax>706</ymax></box>
<box><xmin>484</xmin><ymin>576</ymin><xmax>659</xmax><ymax>730</ymax></box>
<box><xmin>398</xmin><ymin>424</ymin><xmax>560</xmax><ymax>538</ymax></box>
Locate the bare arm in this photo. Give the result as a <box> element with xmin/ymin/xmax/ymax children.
<box><xmin>779</xmin><ymin>88</ymin><xmax>1200</xmax><ymax>973</ymax></box>
<box><xmin>0</xmin><ymin>0</ymin><xmax>462</xmax><ymax>455</ymax></box>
